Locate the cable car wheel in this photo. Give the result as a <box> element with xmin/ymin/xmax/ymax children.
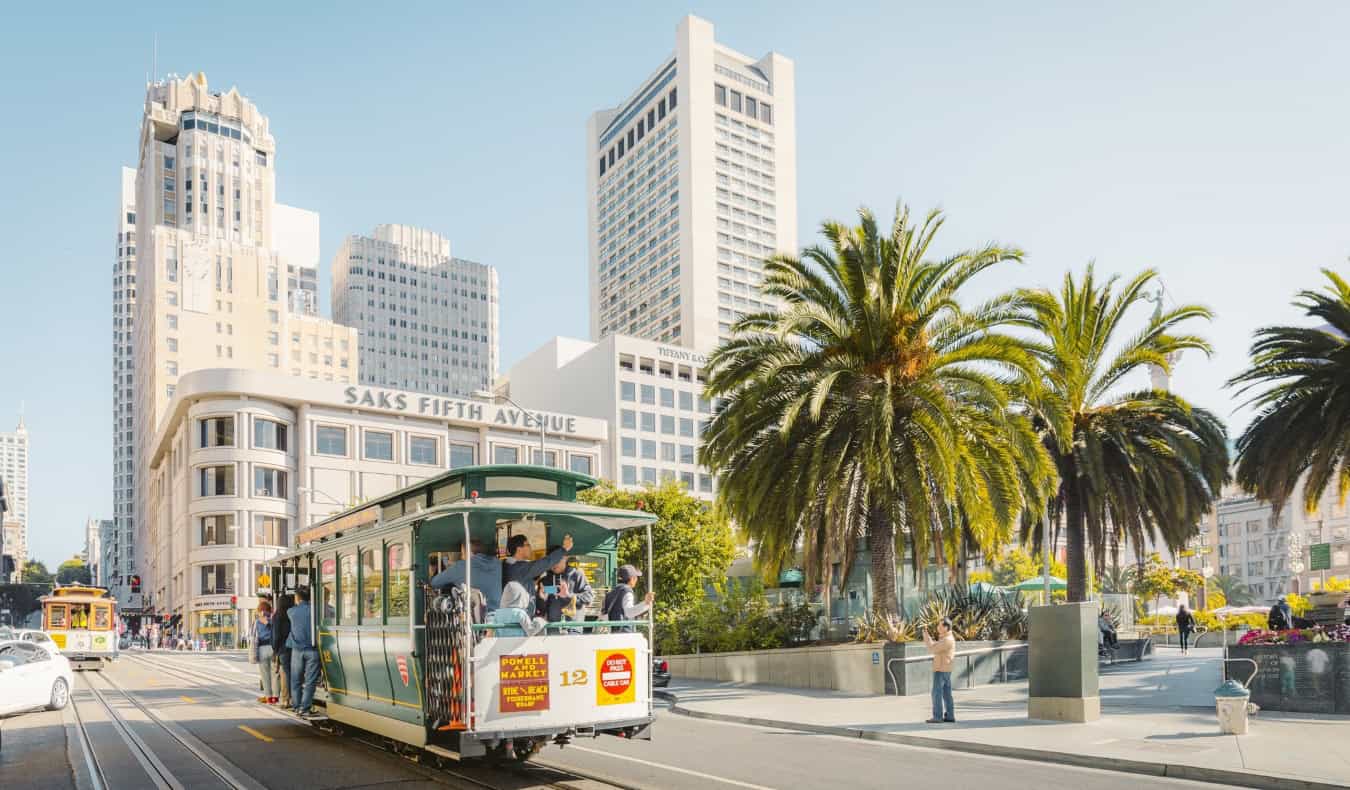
<box><xmin>487</xmin><ymin>737</ymin><xmax>544</xmax><ymax>764</ymax></box>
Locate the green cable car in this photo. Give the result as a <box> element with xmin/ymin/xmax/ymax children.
<box><xmin>264</xmin><ymin>465</ymin><xmax>657</xmax><ymax>761</ymax></box>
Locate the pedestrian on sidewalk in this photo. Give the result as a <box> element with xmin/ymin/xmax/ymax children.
<box><xmin>252</xmin><ymin>600</ymin><xmax>275</xmax><ymax>703</ymax></box>
<box><xmin>1176</xmin><ymin>603</ymin><xmax>1196</xmax><ymax>655</ymax></box>
<box><xmin>272</xmin><ymin>593</ymin><xmax>292</xmax><ymax>708</ymax></box>
<box><xmin>923</xmin><ymin>617</ymin><xmax>957</xmax><ymax>724</ymax></box>
<box><xmin>288</xmin><ymin>587</ymin><xmax>321</xmax><ymax>717</ymax></box>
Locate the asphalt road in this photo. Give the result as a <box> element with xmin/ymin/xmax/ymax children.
<box><xmin>1</xmin><ymin>650</ymin><xmax>1220</xmax><ymax>790</ymax></box>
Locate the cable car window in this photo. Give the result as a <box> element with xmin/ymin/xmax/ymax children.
<box><xmin>319</xmin><ymin>557</ymin><xmax>336</xmax><ymax>623</ymax></box>
<box><xmin>48</xmin><ymin>605</ymin><xmax>68</xmax><ymax>629</ymax></box>
<box><xmin>340</xmin><ymin>554</ymin><xmax>357</xmax><ymax>624</ymax></box>
<box><xmin>387</xmin><ymin>542</ymin><xmax>410</xmax><ymax>622</ymax></box>
<box><xmin>382</xmin><ymin>501</ymin><xmax>403</xmax><ymax>523</ymax></box>
<box><xmin>360</xmin><ymin>548</ymin><xmax>382</xmax><ymax>623</ymax></box>
<box><xmin>93</xmin><ymin>606</ymin><xmax>112</xmax><ymax>630</ymax></box>
<box><xmin>432</xmin><ymin>481</ymin><xmax>463</xmax><ymax>505</ymax></box>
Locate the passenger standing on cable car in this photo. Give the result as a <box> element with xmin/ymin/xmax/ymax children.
<box><xmin>432</xmin><ymin>539</ymin><xmax>504</xmax><ymax>611</ymax></box>
<box><xmin>288</xmin><ymin>588</ymin><xmax>321</xmax><ymax>717</ymax></box>
<box><xmin>602</xmin><ymin>565</ymin><xmax>654</xmax><ymax>632</ymax></box>
<box><xmin>253</xmin><ymin>600</ymin><xmax>276</xmax><ymax>703</ymax></box>
<box><xmin>537</xmin><ymin>546</ymin><xmax>593</xmax><ymax>626</ymax></box>
<box><xmin>502</xmin><ymin>534</ymin><xmax>573</xmax><ymax>613</ymax></box>
<box><xmin>272</xmin><ymin>593</ymin><xmax>293</xmax><ymax>709</ymax></box>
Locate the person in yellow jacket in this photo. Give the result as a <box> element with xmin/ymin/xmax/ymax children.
<box><xmin>923</xmin><ymin>617</ymin><xmax>957</xmax><ymax>723</ymax></box>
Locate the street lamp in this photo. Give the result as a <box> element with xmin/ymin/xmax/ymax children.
<box><xmin>472</xmin><ymin>389</ymin><xmax>546</xmax><ymax>463</ymax></box>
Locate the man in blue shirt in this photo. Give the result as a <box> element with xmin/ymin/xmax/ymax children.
<box><xmin>431</xmin><ymin>539</ymin><xmax>504</xmax><ymax>611</ymax></box>
<box><xmin>287</xmin><ymin>587</ymin><xmax>321</xmax><ymax>716</ymax></box>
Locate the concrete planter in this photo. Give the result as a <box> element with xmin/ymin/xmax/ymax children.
<box><xmin>1028</xmin><ymin>602</ymin><xmax>1100</xmax><ymax>722</ymax></box>
<box><xmin>1226</xmin><ymin>642</ymin><xmax>1350</xmax><ymax>714</ymax></box>
<box><xmin>663</xmin><ymin>642</ymin><xmax>892</xmax><ymax>695</ymax></box>
<box><xmin>882</xmin><ymin>640</ymin><xmax>1028</xmax><ymax>696</ymax></box>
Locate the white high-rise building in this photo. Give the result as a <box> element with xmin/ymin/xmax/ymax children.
<box><xmin>111</xmin><ymin>167</ymin><xmax>138</xmax><ymax>605</ymax></box>
<box><xmin>332</xmin><ymin>224</ymin><xmax>499</xmax><ymax>396</ymax></box>
<box><xmin>587</xmin><ymin>15</ymin><xmax>797</xmax><ymax>352</ymax></box>
<box><xmin>84</xmin><ymin>518</ymin><xmax>108</xmax><ymax>586</ymax></box>
<box><xmin>503</xmin><ymin>334</ymin><xmax>717</xmax><ymax>501</ymax></box>
<box><xmin>129</xmin><ymin>73</ymin><xmax>357</xmax><ymax>616</ymax></box>
<box><xmin>0</xmin><ymin>417</ymin><xmax>28</xmax><ymax>579</ymax></box>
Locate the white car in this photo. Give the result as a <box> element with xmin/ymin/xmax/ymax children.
<box><xmin>0</xmin><ymin>640</ymin><xmax>73</xmax><ymax>715</ymax></box>
<box><xmin>13</xmin><ymin>629</ymin><xmax>60</xmax><ymax>653</ymax></box>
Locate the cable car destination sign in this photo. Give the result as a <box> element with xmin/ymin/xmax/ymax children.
<box><xmin>342</xmin><ymin>386</ymin><xmax>581</xmax><ymax>436</ymax></box>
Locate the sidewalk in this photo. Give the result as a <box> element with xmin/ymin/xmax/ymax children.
<box><xmin>658</xmin><ymin>647</ymin><xmax>1350</xmax><ymax>790</ymax></box>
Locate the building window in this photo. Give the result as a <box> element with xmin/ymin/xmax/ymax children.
<box><xmin>409</xmin><ymin>436</ymin><xmax>439</xmax><ymax>465</ymax></box>
<box><xmin>199</xmin><ymin>416</ymin><xmax>235</xmax><ymax>448</ymax></box>
<box><xmin>340</xmin><ymin>554</ymin><xmax>357</xmax><ymax>624</ymax></box>
<box><xmin>253</xmin><ymin>466</ymin><xmax>288</xmax><ymax>499</ymax></box>
<box><xmin>621</xmin><ymin>409</ymin><xmax>637</xmax><ymax>429</ymax></box>
<box><xmin>761</xmin><ymin>103</ymin><xmax>772</xmax><ymax>125</ymax></box>
<box><xmin>622</xmin><ymin>465</ymin><xmax>637</xmax><ymax>485</ymax></box>
<box><xmin>680</xmin><ymin>444</ymin><xmax>696</xmax><ymax>464</ymax></box>
<box><xmin>569</xmin><ymin>454</ymin><xmax>593</xmax><ymax>476</ymax></box>
<box><xmin>620</xmin><ymin>381</ymin><xmax>636</xmax><ymax>402</ymax></box>
<box><xmin>364</xmin><ymin>430</ymin><xmax>395</xmax><ymax>461</ymax></box>
<box><xmin>679</xmin><ymin>391</ymin><xmax>693</xmax><ymax>410</ymax></box>
<box><xmin>449</xmin><ymin>443</ymin><xmax>476</xmax><ymax>468</ymax></box>
<box><xmin>661</xmin><ymin>442</ymin><xmax>676</xmax><ymax>462</ymax></box>
<box><xmin>661</xmin><ymin>415</ymin><xmax>675</xmax><ymax>434</ymax></box>
<box><xmin>315</xmin><ymin>425</ymin><xmax>348</xmax><ymax>456</ymax></box>
<box><xmin>387</xmin><ymin>542</ymin><xmax>411</xmax><ymax>621</ymax></box>
<box><xmin>699</xmin><ymin>475</ymin><xmax>713</xmax><ymax>493</ymax></box>
<box><xmin>641</xmin><ymin>412</ymin><xmax>656</xmax><ymax>432</ymax></box>
<box><xmin>200</xmin><ymin>563</ymin><xmax>236</xmax><ymax>595</ymax></box>
<box><xmin>531</xmin><ymin>448</ymin><xmax>559</xmax><ymax>468</ymax></box>
<box><xmin>254</xmin><ymin>515</ymin><xmax>288</xmax><ymax>547</ymax></box>
<box><xmin>641</xmin><ymin>440</ymin><xmax>657</xmax><ymax>460</ymax></box>
<box><xmin>746</xmin><ymin>96</ymin><xmax>757</xmax><ymax>118</ymax></box>
<box><xmin>640</xmin><ymin>385</ymin><xmax>656</xmax><ymax>405</ymax></box>
<box><xmin>253</xmin><ymin>418</ymin><xmax>288</xmax><ymax>452</ymax></box>
<box><xmin>660</xmin><ymin>388</ymin><xmax>675</xmax><ymax>408</ymax></box>
<box><xmin>715</xmin><ymin>84</ymin><xmax>727</xmax><ymax>106</ymax></box>
<box><xmin>198</xmin><ymin>465</ymin><xmax>235</xmax><ymax>497</ymax></box>
<box><xmin>679</xmin><ymin>418</ymin><xmax>694</xmax><ymax>437</ymax></box>
<box><xmin>729</xmin><ymin>90</ymin><xmax>741</xmax><ymax>112</ymax></box>
<box><xmin>680</xmin><ymin>472</ymin><xmax>695</xmax><ymax>490</ymax></box>
<box><xmin>622</xmin><ymin>437</ymin><xmax>637</xmax><ymax>457</ymax></box>
<box><xmin>494</xmin><ymin>445</ymin><xmax>520</xmax><ymax>464</ymax></box>
<box><xmin>199</xmin><ymin>514</ymin><xmax>237</xmax><ymax>547</ymax></box>
<box><xmin>642</xmin><ymin>467</ymin><xmax>658</xmax><ymax>484</ymax></box>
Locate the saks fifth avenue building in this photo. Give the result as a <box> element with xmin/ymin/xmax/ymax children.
<box><xmin>142</xmin><ymin>368</ymin><xmax>607</xmax><ymax>646</ymax></box>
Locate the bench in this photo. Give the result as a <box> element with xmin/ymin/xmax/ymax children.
<box><xmin>1099</xmin><ymin>637</ymin><xmax>1151</xmax><ymax>664</ymax></box>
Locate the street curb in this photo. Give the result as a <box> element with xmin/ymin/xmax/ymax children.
<box><xmin>657</xmin><ymin>689</ymin><xmax>1345</xmax><ymax>790</ymax></box>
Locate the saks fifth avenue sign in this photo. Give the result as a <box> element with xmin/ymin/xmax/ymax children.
<box><xmin>343</xmin><ymin>387</ymin><xmax>580</xmax><ymax>435</ymax></box>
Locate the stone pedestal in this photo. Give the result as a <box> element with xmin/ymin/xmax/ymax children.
<box><xmin>1028</xmin><ymin>602</ymin><xmax>1100</xmax><ymax>722</ymax></box>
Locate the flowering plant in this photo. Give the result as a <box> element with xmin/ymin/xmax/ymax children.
<box><xmin>1238</xmin><ymin>625</ymin><xmax>1350</xmax><ymax>645</ymax></box>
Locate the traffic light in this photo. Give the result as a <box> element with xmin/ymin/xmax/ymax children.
<box><xmin>230</xmin><ymin>595</ymin><xmax>238</xmax><ymax>607</ymax></box>
<box><xmin>130</xmin><ymin>575</ymin><xmax>142</xmax><ymax>593</ymax></box>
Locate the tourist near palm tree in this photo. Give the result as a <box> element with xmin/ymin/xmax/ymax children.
<box><xmin>1014</xmin><ymin>267</ymin><xmax>1230</xmax><ymax>603</ymax></box>
<box><xmin>702</xmin><ymin>203</ymin><xmax>1054</xmax><ymax>617</ymax></box>
<box><xmin>1229</xmin><ymin>271</ymin><xmax>1350</xmax><ymax>514</ymax></box>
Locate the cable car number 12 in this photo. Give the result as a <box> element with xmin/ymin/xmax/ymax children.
<box><xmin>558</xmin><ymin>669</ymin><xmax>589</xmax><ymax>687</ymax></box>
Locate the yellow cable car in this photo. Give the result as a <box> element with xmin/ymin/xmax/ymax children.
<box><xmin>41</xmin><ymin>585</ymin><xmax>120</xmax><ymax>670</ymax></box>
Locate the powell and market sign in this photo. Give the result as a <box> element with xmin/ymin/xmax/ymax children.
<box><xmin>343</xmin><ymin>387</ymin><xmax>582</xmax><ymax>436</ymax></box>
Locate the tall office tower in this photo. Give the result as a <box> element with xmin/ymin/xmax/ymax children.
<box><xmin>84</xmin><ymin>518</ymin><xmax>107</xmax><ymax>586</ymax></box>
<box><xmin>332</xmin><ymin>224</ymin><xmax>499</xmax><ymax>396</ymax></box>
<box><xmin>0</xmin><ymin>417</ymin><xmax>29</xmax><ymax>578</ymax></box>
<box><xmin>111</xmin><ymin>167</ymin><xmax>137</xmax><ymax>604</ymax></box>
<box><xmin>587</xmin><ymin>15</ymin><xmax>797</xmax><ymax>352</ymax></box>
<box><xmin>129</xmin><ymin>73</ymin><xmax>357</xmax><ymax>609</ymax></box>
<box><xmin>275</xmin><ymin>203</ymin><xmax>320</xmax><ymax>317</ymax></box>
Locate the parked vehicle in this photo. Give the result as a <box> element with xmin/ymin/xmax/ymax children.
<box><xmin>14</xmin><ymin>629</ymin><xmax>61</xmax><ymax>653</ymax></box>
<box><xmin>0</xmin><ymin>639</ymin><xmax>74</xmax><ymax>715</ymax></box>
<box><xmin>653</xmin><ymin>658</ymin><xmax>671</xmax><ymax>688</ymax></box>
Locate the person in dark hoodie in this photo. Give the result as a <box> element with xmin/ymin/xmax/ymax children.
<box><xmin>271</xmin><ymin>593</ymin><xmax>293</xmax><ymax>708</ymax></box>
<box><xmin>535</xmin><ymin>546</ymin><xmax>594</xmax><ymax>627</ymax></box>
<box><xmin>502</xmin><ymin>533</ymin><xmax>573</xmax><ymax>614</ymax></box>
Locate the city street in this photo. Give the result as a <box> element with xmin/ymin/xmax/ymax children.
<box><xmin>0</xmin><ymin>650</ymin><xmax>1220</xmax><ymax>790</ymax></box>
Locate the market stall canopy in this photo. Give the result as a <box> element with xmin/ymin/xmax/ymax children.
<box><xmin>1013</xmin><ymin>575</ymin><xmax>1066</xmax><ymax>591</ymax></box>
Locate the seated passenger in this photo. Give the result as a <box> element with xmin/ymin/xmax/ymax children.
<box><xmin>487</xmin><ymin>582</ymin><xmax>546</xmax><ymax>637</ymax></box>
<box><xmin>431</xmin><ymin>539</ymin><xmax>503</xmax><ymax>611</ymax></box>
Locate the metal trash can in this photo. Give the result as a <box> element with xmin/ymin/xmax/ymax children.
<box><xmin>1215</xmin><ymin>679</ymin><xmax>1251</xmax><ymax>735</ymax></box>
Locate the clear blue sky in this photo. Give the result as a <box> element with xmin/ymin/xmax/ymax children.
<box><xmin>1</xmin><ymin>2</ymin><xmax>1346</xmax><ymax>566</ymax></box>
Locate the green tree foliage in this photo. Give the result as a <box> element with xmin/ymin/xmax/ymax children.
<box><xmin>703</xmin><ymin>203</ymin><xmax>1054</xmax><ymax>616</ymax></box>
<box><xmin>1212</xmin><ymin>574</ymin><xmax>1256</xmax><ymax>606</ymax></box>
<box><xmin>1133</xmin><ymin>553</ymin><xmax>1204</xmax><ymax>611</ymax></box>
<box><xmin>56</xmin><ymin>556</ymin><xmax>92</xmax><ymax>586</ymax></box>
<box><xmin>1099</xmin><ymin>564</ymin><xmax>1136</xmax><ymax>595</ymax></box>
<box><xmin>21</xmin><ymin>560</ymin><xmax>53</xmax><ymax>587</ymax></box>
<box><xmin>661</xmin><ymin>578</ymin><xmax>816</xmax><ymax>654</ymax></box>
<box><xmin>1229</xmin><ymin>271</ymin><xmax>1350</xmax><ymax>515</ymax></box>
<box><xmin>578</xmin><ymin>480</ymin><xmax>735</xmax><ymax>637</ymax></box>
<box><xmin>1016</xmin><ymin>266</ymin><xmax>1230</xmax><ymax>602</ymax></box>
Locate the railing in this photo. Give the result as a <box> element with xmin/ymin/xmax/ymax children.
<box><xmin>470</xmin><ymin>620</ymin><xmax>652</xmax><ymax>632</ymax></box>
<box><xmin>884</xmin><ymin>643</ymin><xmax>1028</xmax><ymax>695</ymax></box>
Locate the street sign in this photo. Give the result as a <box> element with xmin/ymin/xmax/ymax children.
<box><xmin>1310</xmin><ymin>543</ymin><xmax>1332</xmax><ymax>572</ymax></box>
<box><xmin>1179</xmin><ymin>550</ymin><xmax>1194</xmax><ymax>558</ymax></box>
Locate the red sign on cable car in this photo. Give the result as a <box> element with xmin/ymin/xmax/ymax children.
<box><xmin>396</xmin><ymin>655</ymin><xmax>410</xmax><ymax>686</ymax></box>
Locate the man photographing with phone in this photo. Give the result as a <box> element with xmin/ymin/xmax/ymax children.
<box><xmin>536</xmin><ymin>545</ymin><xmax>594</xmax><ymax>626</ymax></box>
<box><xmin>503</xmin><ymin>532</ymin><xmax>574</xmax><ymax>615</ymax></box>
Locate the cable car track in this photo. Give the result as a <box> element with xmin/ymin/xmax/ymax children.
<box><xmin>116</xmin><ymin>653</ymin><xmax>637</xmax><ymax>789</ymax></box>
<box><xmin>74</xmin><ymin>670</ymin><xmax>256</xmax><ymax>790</ymax></box>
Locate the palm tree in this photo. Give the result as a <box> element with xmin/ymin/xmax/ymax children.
<box><xmin>1211</xmin><ymin>573</ymin><xmax>1256</xmax><ymax>607</ymax></box>
<box><xmin>1099</xmin><ymin>563</ymin><xmax>1135</xmax><ymax>595</ymax></box>
<box><xmin>702</xmin><ymin>203</ymin><xmax>1054</xmax><ymax>616</ymax></box>
<box><xmin>1229</xmin><ymin>270</ymin><xmax>1350</xmax><ymax>514</ymax></box>
<box><xmin>1016</xmin><ymin>267</ymin><xmax>1230</xmax><ymax>602</ymax></box>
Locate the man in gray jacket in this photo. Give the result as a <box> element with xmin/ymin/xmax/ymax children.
<box><xmin>537</xmin><ymin>547</ymin><xmax>594</xmax><ymax>625</ymax></box>
<box><xmin>431</xmin><ymin>539</ymin><xmax>503</xmax><ymax>611</ymax></box>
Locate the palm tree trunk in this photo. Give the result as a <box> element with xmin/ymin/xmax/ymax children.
<box><xmin>1065</xmin><ymin>491</ymin><xmax>1088</xmax><ymax>603</ymax></box>
<box><xmin>867</xmin><ymin>505</ymin><xmax>899</xmax><ymax>616</ymax></box>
